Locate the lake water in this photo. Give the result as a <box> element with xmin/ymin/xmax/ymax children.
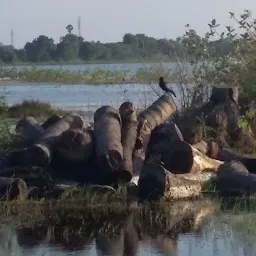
<box><xmin>0</xmin><ymin>199</ymin><xmax>256</xmax><ymax>256</ymax></box>
<box><xmin>0</xmin><ymin>81</ymin><xmax>176</xmax><ymax>122</ymax></box>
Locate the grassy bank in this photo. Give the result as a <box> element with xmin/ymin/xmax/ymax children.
<box><xmin>0</xmin><ymin>65</ymin><xmax>179</xmax><ymax>84</ymax></box>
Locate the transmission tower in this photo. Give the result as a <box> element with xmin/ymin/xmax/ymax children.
<box><xmin>78</xmin><ymin>16</ymin><xmax>81</xmax><ymax>37</ymax></box>
<box><xmin>10</xmin><ymin>29</ymin><xmax>14</xmax><ymax>47</ymax></box>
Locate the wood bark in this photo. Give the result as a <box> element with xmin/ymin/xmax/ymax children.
<box><xmin>202</xmin><ymin>86</ymin><xmax>240</xmax><ymax>143</ymax></box>
<box><xmin>216</xmin><ymin>161</ymin><xmax>256</xmax><ymax>194</ymax></box>
<box><xmin>138</xmin><ymin>162</ymin><xmax>202</xmax><ymax>201</ymax></box>
<box><xmin>192</xmin><ymin>139</ymin><xmax>220</xmax><ymax>159</ymax></box>
<box><xmin>55</xmin><ymin>128</ymin><xmax>94</xmax><ymax>163</ymax></box>
<box><xmin>16</xmin><ymin>116</ymin><xmax>45</xmax><ymax>143</ymax></box>
<box><xmin>0</xmin><ymin>166</ymin><xmax>54</xmax><ymax>189</ymax></box>
<box><xmin>94</xmin><ymin>106</ymin><xmax>126</xmax><ymax>183</ymax></box>
<box><xmin>42</xmin><ymin>114</ymin><xmax>61</xmax><ymax>130</ymax></box>
<box><xmin>24</xmin><ymin>114</ymin><xmax>84</xmax><ymax>167</ymax></box>
<box><xmin>134</xmin><ymin>95</ymin><xmax>177</xmax><ymax>175</ymax></box>
<box><xmin>148</xmin><ymin>138</ymin><xmax>223</xmax><ymax>174</ymax></box>
<box><xmin>0</xmin><ymin>177</ymin><xmax>28</xmax><ymax>200</ymax></box>
<box><xmin>119</xmin><ymin>102</ymin><xmax>138</xmax><ymax>179</ymax></box>
<box><xmin>138</xmin><ymin>94</ymin><xmax>177</xmax><ymax>133</ymax></box>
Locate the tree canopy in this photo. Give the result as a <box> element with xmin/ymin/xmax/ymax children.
<box><xmin>0</xmin><ymin>25</ymin><xmax>234</xmax><ymax>64</ymax></box>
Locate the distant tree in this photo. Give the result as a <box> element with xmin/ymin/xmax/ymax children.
<box><xmin>24</xmin><ymin>35</ymin><xmax>56</xmax><ymax>62</ymax></box>
<box><xmin>66</xmin><ymin>24</ymin><xmax>74</xmax><ymax>35</ymax></box>
<box><xmin>0</xmin><ymin>45</ymin><xmax>16</xmax><ymax>63</ymax></box>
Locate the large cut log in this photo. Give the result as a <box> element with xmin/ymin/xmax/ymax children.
<box><xmin>152</xmin><ymin>140</ymin><xmax>223</xmax><ymax>174</ymax></box>
<box><xmin>41</xmin><ymin>114</ymin><xmax>61</xmax><ymax>130</ymax></box>
<box><xmin>55</xmin><ymin>128</ymin><xmax>93</xmax><ymax>163</ymax></box>
<box><xmin>193</xmin><ymin>140</ymin><xmax>256</xmax><ymax>174</ymax></box>
<box><xmin>216</xmin><ymin>161</ymin><xmax>256</xmax><ymax>195</ymax></box>
<box><xmin>16</xmin><ymin>116</ymin><xmax>45</xmax><ymax>143</ymax></box>
<box><xmin>24</xmin><ymin>114</ymin><xmax>84</xmax><ymax>167</ymax></box>
<box><xmin>145</xmin><ymin>122</ymin><xmax>183</xmax><ymax>161</ymax></box>
<box><xmin>192</xmin><ymin>139</ymin><xmax>220</xmax><ymax>159</ymax></box>
<box><xmin>0</xmin><ymin>165</ymin><xmax>54</xmax><ymax>189</ymax></box>
<box><xmin>138</xmin><ymin>94</ymin><xmax>177</xmax><ymax>133</ymax></box>
<box><xmin>133</xmin><ymin>95</ymin><xmax>177</xmax><ymax>175</ymax></box>
<box><xmin>0</xmin><ymin>177</ymin><xmax>28</xmax><ymax>200</ymax></box>
<box><xmin>138</xmin><ymin>162</ymin><xmax>202</xmax><ymax>201</ymax></box>
<box><xmin>119</xmin><ymin>102</ymin><xmax>138</xmax><ymax>178</ymax></box>
<box><xmin>94</xmin><ymin>106</ymin><xmax>127</xmax><ymax>183</ymax></box>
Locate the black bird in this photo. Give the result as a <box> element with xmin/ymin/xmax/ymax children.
<box><xmin>159</xmin><ymin>77</ymin><xmax>176</xmax><ymax>97</ymax></box>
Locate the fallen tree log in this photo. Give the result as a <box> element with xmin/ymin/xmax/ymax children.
<box><xmin>133</xmin><ymin>95</ymin><xmax>177</xmax><ymax>175</ymax></box>
<box><xmin>0</xmin><ymin>166</ymin><xmax>54</xmax><ymax>189</ymax></box>
<box><xmin>192</xmin><ymin>140</ymin><xmax>256</xmax><ymax>174</ymax></box>
<box><xmin>192</xmin><ymin>139</ymin><xmax>220</xmax><ymax>159</ymax></box>
<box><xmin>94</xmin><ymin>106</ymin><xmax>127</xmax><ymax>183</ymax></box>
<box><xmin>138</xmin><ymin>94</ymin><xmax>177</xmax><ymax>134</ymax></box>
<box><xmin>149</xmin><ymin>140</ymin><xmax>223</xmax><ymax>174</ymax></box>
<box><xmin>16</xmin><ymin>116</ymin><xmax>45</xmax><ymax>143</ymax></box>
<box><xmin>0</xmin><ymin>177</ymin><xmax>28</xmax><ymax>200</ymax></box>
<box><xmin>24</xmin><ymin>114</ymin><xmax>84</xmax><ymax>167</ymax></box>
<box><xmin>216</xmin><ymin>161</ymin><xmax>256</xmax><ymax>195</ymax></box>
<box><xmin>138</xmin><ymin>163</ymin><xmax>202</xmax><ymax>201</ymax></box>
<box><xmin>55</xmin><ymin>128</ymin><xmax>94</xmax><ymax>163</ymax></box>
<box><xmin>41</xmin><ymin>114</ymin><xmax>61</xmax><ymax>130</ymax></box>
<box><xmin>119</xmin><ymin>102</ymin><xmax>138</xmax><ymax>178</ymax></box>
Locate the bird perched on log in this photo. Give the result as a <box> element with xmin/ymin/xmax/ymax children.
<box><xmin>159</xmin><ymin>77</ymin><xmax>176</xmax><ymax>97</ymax></box>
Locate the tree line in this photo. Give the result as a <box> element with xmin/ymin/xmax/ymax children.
<box><xmin>0</xmin><ymin>24</ymin><xmax>233</xmax><ymax>64</ymax></box>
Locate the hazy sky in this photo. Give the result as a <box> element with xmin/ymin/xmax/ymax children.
<box><xmin>1</xmin><ymin>0</ymin><xmax>256</xmax><ymax>48</ymax></box>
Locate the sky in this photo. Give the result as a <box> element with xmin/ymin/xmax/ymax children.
<box><xmin>1</xmin><ymin>0</ymin><xmax>256</xmax><ymax>48</ymax></box>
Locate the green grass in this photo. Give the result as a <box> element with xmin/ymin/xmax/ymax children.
<box><xmin>0</xmin><ymin>65</ymin><xmax>183</xmax><ymax>84</ymax></box>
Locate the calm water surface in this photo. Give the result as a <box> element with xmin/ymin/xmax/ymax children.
<box><xmin>0</xmin><ymin>199</ymin><xmax>255</xmax><ymax>256</ymax></box>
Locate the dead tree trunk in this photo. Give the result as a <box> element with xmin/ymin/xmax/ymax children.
<box><xmin>133</xmin><ymin>95</ymin><xmax>177</xmax><ymax>175</ymax></box>
<box><xmin>0</xmin><ymin>177</ymin><xmax>28</xmax><ymax>200</ymax></box>
<box><xmin>202</xmin><ymin>86</ymin><xmax>240</xmax><ymax>145</ymax></box>
<box><xmin>42</xmin><ymin>114</ymin><xmax>61</xmax><ymax>130</ymax></box>
<box><xmin>119</xmin><ymin>102</ymin><xmax>138</xmax><ymax>178</ymax></box>
<box><xmin>138</xmin><ymin>162</ymin><xmax>202</xmax><ymax>201</ymax></box>
<box><xmin>94</xmin><ymin>106</ymin><xmax>126</xmax><ymax>183</ymax></box>
<box><xmin>16</xmin><ymin>116</ymin><xmax>45</xmax><ymax>143</ymax></box>
<box><xmin>24</xmin><ymin>114</ymin><xmax>84</xmax><ymax>167</ymax></box>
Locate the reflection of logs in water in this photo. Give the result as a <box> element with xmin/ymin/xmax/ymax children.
<box><xmin>8</xmin><ymin>200</ymin><xmax>217</xmax><ymax>254</ymax></box>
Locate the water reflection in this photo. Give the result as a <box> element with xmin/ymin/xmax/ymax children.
<box><xmin>1</xmin><ymin>199</ymin><xmax>256</xmax><ymax>255</ymax></box>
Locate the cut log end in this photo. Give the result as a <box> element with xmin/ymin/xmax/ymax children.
<box><xmin>138</xmin><ymin>163</ymin><xmax>202</xmax><ymax>201</ymax></box>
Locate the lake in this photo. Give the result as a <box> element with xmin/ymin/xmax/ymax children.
<box><xmin>0</xmin><ymin>198</ymin><xmax>255</xmax><ymax>256</ymax></box>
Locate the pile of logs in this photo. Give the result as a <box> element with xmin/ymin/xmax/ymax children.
<box><xmin>1</xmin><ymin>85</ymin><xmax>256</xmax><ymax>201</ymax></box>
